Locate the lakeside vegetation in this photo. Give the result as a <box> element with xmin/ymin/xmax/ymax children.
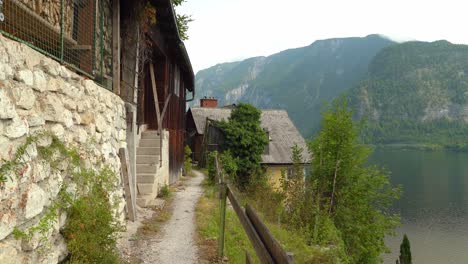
<box><xmin>360</xmin><ymin>119</ymin><xmax>468</xmax><ymax>151</ymax></box>
<box><xmin>196</xmin><ymin>101</ymin><xmax>400</xmax><ymax>263</ymax></box>
<box><xmin>195</xmin><ymin>181</ymin><xmax>338</xmax><ymax>263</ymax></box>
<box><xmin>349</xmin><ymin>41</ymin><xmax>468</xmax><ymax>152</ymax></box>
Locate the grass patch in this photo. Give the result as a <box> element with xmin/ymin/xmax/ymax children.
<box><xmin>265</xmin><ymin>220</ymin><xmax>341</xmax><ymax>263</ymax></box>
<box><xmin>196</xmin><ymin>181</ymin><xmax>258</xmax><ymax>263</ymax></box>
<box><xmin>138</xmin><ymin>187</ymin><xmax>176</xmax><ymax>237</ymax></box>
<box><xmin>195</xmin><ymin>180</ymin><xmax>340</xmax><ymax>264</ymax></box>
<box><xmin>140</xmin><ymin>209</ymin><xmax>172</xmax><ymax>235</ymax></box>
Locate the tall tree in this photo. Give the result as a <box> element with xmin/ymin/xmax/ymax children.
<box><xmin>397</xmin><ymin>234</ymin><xmax>412</xmax><ymax>264</ymax></box>
<box><xmin>218</xmin><ymin>103</ymin><xmax>268</xmax><ymax>188</ymax></box>
<box><xmin>280</xmin><ymin>144</ymin><xmax>308</xmax><ymax>229</ymax></box>
<box><xmin>309</xmin><ymin>97</ymin><xmax>400</xmax><ymax>263</ymax></box>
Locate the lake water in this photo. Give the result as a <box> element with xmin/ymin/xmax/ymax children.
<box><xmin>369</xmin><ymin>149</ymin><xmax>468</xmax><ymax>264</ymax></box>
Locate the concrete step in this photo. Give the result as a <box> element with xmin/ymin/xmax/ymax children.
<box><xmin>136</xmin><ymin>155</ymin><xmax>160</xmax><ymax>164</ymax></box>
<box><xmin>136</xmin><ymin>195</ymin><xmax>153</xmax><ymax>207</ymax></box>
<box><xmin>137</xmin><ymin>183</ymin><xmax>154</xmax><ymax>195</ymax></box>
<box><xmin>137</xmin><ymin>147</ymin><xmax>160</xmax><ymax>155</ymax></box>
<box><xmin>141</xmin><ymin>131</ymin><xmax>160</xmax><ymax>139</ymax></box>
<box><xmin>137</xmin><ymin>164</ymin><xmax>158</xmax><ymax>174</ymax></box>
<box><xmin>137</xmin><ymin>174</ymin><xmax>155</xmax><ymax>183</ymax></box>
<box><xmin>139</xmin><ymin>139</ymin><xmax>161</xmax><ymax>148</ymax></box>
<box><xmin>136</xmin><ymin>195</ymin><xmax>166</xmax><ymax>208</ymax></box>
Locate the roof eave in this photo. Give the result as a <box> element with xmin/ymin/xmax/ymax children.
<box><xmin>150</xmin><ymin>0</ymin><xmax>195</xmax><ymax>91</ymax></box>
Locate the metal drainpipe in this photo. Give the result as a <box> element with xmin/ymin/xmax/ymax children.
<box><xmin>185</xmin><ymin>89</ymin><xmax>195</xmax><ymax>102</ymax></box>
<box><xmin>100</xmin><ymin>0</ymin><xmax>104</xmax><ymax>84</ymax></box>
<box><xmin>60</xmin><ymin>0</ymin><xmax>64</xmax><ymax>63</ymax></box>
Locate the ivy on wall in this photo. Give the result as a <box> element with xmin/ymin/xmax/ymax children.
<box><xmin>0</xmin><ymin>132</ymin><xmax>123</xmax><ymax>263</ymax></box>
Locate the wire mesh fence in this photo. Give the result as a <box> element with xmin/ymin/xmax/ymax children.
<box><xmin>0</xmin><ymin>0</ymin><xmax>113</xmax><ymax>89</ymax></box>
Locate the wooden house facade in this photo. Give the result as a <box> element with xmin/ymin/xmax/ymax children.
<box><xmin>118</xmin><ymin>0</ymin><xmax>195</xmax><ymax>204</ymax></box>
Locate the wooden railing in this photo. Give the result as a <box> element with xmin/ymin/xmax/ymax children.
<box><xmin>215</xmin><ymin>156</ymin><xmax>294</xmax><ymax>264</ymax></box>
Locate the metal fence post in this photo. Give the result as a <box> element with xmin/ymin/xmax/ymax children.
<box><xmin>246</xmin><ymin>251</ymin><xmax>252</xmax><ymax>264</ymax></box>
<box><xmin>60</xmin><ymin>0</ymin><xmax>64</xmax><ymax>63</ymax></box>
<box><xmin>217</xmin><ymin>156</ymin><xmax>227</xmax><ymax>260</ymax></box>
<box><xmin>218</xmin><ymin>181</ymin><xmax>227</xmax><ymax>260</ymax></box>
<box><xmin>99</xmin><ymin>0</ymin><xmax>104</xmax><ymax>82</ymax></box>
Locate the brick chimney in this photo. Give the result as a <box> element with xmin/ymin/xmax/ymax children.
<box><xmin>200</xmin><ymin>97</ymin><xmax>218</xmax><ymax>108</ymax></box>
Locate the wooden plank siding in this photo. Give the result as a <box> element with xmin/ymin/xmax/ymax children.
<box><xmin>164</xmin><ymin>63</ymin><xmax>187</xmax><ymax>182</ymax></box>
<box><xmin>119</xmin><ymin>0</ymin><xmax>194</xmax><ymax>185</ymax></box>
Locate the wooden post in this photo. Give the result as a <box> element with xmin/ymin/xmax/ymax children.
<box><xmin>217</xmin><ymin>156</ymin><xmax>227</xmax><ymax>260</ymax></box>
<box><xmin>149</xmin><ymin>63</ymin><xmax>162</xmax><ymax>129</ymax></box>
<box><xmin>112</xmin><ymin>0</ymin><xmax>120</xmax><ymax>94</ymax></box>
<box><xmin>159</xmin><ymin>93</ymin><xmax>173</xmax><ymax>129</ymax></box>
<box><xmin>218</xmin><ymin>182</ymin><xmax>227</xmax><ymax>259</ymax></box>
<box><xmin>246</xmin><ymin>251</ymin><xmax>253</xmax><ymax>264</ymax></box>
<box><xmin>119</xmin><ymin>148</ymin><xmax>136</xmax><ymax>221</ymax></box>
<box><xmin>227</xmin><ymin>186</ymin><xmax>274</xmax><ymax>263</ymax></box>
<box><xmin>149</xmin><ymin>63</ymin><xmax>163</xmax><ymax>166</ymax></box>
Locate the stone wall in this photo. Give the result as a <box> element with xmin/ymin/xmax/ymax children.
<box><xmin>0</xmin><ymin>34</ymin><xmax>126</xmax><ymax>263</ymax></box>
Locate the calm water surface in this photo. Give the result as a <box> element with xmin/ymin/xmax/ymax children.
<box><xmin>369</xmin><ymin>149</ymin><xmax>468</xmax><ymax>264</ymax></box>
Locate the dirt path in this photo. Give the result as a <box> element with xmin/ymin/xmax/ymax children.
<box><xmin>137</xmin><ymin>171</ymin><xmax>205</xmax><ymax>264</ymax></box>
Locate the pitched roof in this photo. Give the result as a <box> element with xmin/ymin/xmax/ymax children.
<box><xmin>189</xmin><ymin>107</ymin><xmax>311</xmax><ymax>164</ymax></box>
<box><xmin>150</xmin><ymin>0</ymin><xmax>194</xmax><ymax>91</ymax></box>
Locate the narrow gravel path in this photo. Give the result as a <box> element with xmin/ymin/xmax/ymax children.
<box><xmin>139</xmin><ymin>171</ymin><xmax>204</xmax><ymax>264</ymax></box>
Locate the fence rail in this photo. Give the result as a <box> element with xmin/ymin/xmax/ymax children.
<box><xmin>215</xmin><ymin>156</ymin><xmax>294</xmax><ymax>264</ymax></box>
<box><xmin>0</xmin><ymin>0</ymin><xmax>113</xmax><ymax>89</ymax></box>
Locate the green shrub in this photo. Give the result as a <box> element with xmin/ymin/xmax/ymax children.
<box><xmin>183</xmin><ymin>145</ymin><xmax>193</xmax><ymax>176</ymax></box>
<box><xmin>207</xmin><ymin>151</ymin><xmax>218</xmax><ymax>183</ymax></box>
<box><xmin>219</xmin><ymin>151</ymin><xmax>237</xmax><ymax>181</ymax></box>
<box><xmin>158</xmin><ymin>184</ymin><xmax>171</xmax><ymax>198</ymax></box>
<box><xmin>217</xmin><ymin>103</ymin><xmax>268</xmax><ymax>189</ymax></box>
<box><xmin>63</xmin><ymin>167</ymin><xmax>122</xmax><ymax>264</ymax></box>
<box><xmin>4</xmin><ymin>133</ymin><xmax>122</xmax><ymax>263</ymax></box>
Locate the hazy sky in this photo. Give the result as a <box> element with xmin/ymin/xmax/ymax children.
<box><xmin>177</xmin><ymin>0</ymin><xmax>468</xmax><ymax>73</ymax></box>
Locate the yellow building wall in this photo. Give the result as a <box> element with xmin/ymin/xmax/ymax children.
<box><xmin>266</xmin><ymin>166</ymin><xmax>288</xmax><ymax>189</ymax></box>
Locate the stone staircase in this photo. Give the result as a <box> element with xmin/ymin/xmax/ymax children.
<box><xmin>136</xmin><ymin>130</ymin><xmax>161</xmax><ymax>207</ymax></box>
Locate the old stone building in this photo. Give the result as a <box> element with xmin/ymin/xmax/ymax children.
<box><xmin>0</xmin><ymin>0</ymin><xmax>194</xmax><ymax>262</ymax></box>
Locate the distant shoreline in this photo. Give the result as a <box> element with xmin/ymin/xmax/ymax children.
<box><xmin>370</xmin><ymin>143</ymin><xmax>468</xmax><ymax>152</ymax></box>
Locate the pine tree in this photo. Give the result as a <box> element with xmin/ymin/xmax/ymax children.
<box><xmin>397</xmin><ymin>234</ymin><xmax>412</xmax><ymax>264</ymax></box>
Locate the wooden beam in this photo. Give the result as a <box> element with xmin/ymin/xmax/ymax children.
<box><xmin>112</xmin><ymin>0</ymin><xmax>121</xmax><ymax>94</ymax></box>
<box><xmin>227</xmin><ymin>186</ymin><xmax>274</xmax><ymax>263</ymax></box>
<box><xmin>70</xmin><ymin>45</ymin><xmax>92</xmax><ymax>51</ymax></box>
<box><xmin>246</xmin><ymin>252</ymin><xmax>253</xmax><ymax>264</ymax></box>
<box><xmin>149</xmin><ymin>63</ymin><xmax>162</xmax><ymax>129</ymax></box>
<box><xmin>7</xmin><ymin>0</ymin><xmax>77</xmax><ymax>46</ymax></box>
<box><xmin>119</xmin><ymin>148</ymin><xmax>136</xmax><ymax>221</ymax></box>
<box><xmin>246</xmin><ymin>204</ymin><xmax>293</xmax><ymax>264</ymax></box>
<box><xmin>148</xmin><ymin>26</ymin><xmax>169</xmax><ymax>57</ymax></box>
<box><xmin>159</xmin><ymin>93</ymin><xmax>172</xmax><ymax>129</ymax></box>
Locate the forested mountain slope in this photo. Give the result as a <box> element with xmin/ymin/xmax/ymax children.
<box><xmin>349</xmin><ymin>40</ymin><xmax>468</xmax><ymax>149</ymax></box>
<box><xmin>194</xmin><ymin>34</ymin><xmax>395</xmax><ymax>137</ymax></box>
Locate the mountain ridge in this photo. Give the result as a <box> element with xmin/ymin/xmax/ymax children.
<box><xmin>194</xmin><ymin>34</ymin><xmax>396</xmax><ymax>137</ymax></box>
